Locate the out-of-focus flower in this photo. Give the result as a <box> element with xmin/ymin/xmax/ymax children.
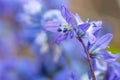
<box><xmin>105</xmin><ymin>62</ymin><xmax>120</xmax><ymax>80</ymax></box>
<box><xmin>0</xmin><ymin>0</ymin><xmax>22</xmax><ymax>17</ymax></box>
<box><xmin>43</xmin><ymin>10</ymin><xmax>65</xmax><ymax>23</ymax></box>
<box><xmin>0</xmin><ymin>58</ymin><xmax>39</xmax><ymax>80</ymax></box>
<box><xmin>16</xmin><ymin>1</ymin><xmax>43</xmax><ymax>45</ymax></box>
<box><xmin>35</xmin><ymin>31</ymin><xmax>49</xmax><ymax>54</ymax></box>
<box><xmin>42</xmin><ymin>0</ymin><xmax>69</xmax><ymax>9</ymax></box>
<box><xmin>0</xmin><ymin>21</ymin><xmax>18</xmax><ymax>57</ymax></box>
<box><xmin>69</xmin><ymin>72</ymin><xmax>78</xmax><ymax>80</ymax></box>
<box><xmin>23</xmin><ymin>0</ymin><xmax>42</xmax><ymax>15</ymax></box>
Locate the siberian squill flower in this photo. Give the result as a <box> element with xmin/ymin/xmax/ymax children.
<box><xmin>87</xmin><ymin>32</ymin><xmax>119</xmax><ymax>80</ymax></box>
<box><xmin>84</xmin><ymin>19</ymin><xmax>120</xmax><ymax>80</ymax></box>
<box><xmin>89</xmin><ymin>33</ymin><xmax>118</xmax><ymax>63</ymax></box>
<box><xmin>44</xmin><ymin>5</ymin><xmax>90</xmax><ymax>44</ymax></box>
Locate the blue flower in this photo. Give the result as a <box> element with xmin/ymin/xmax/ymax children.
<box><xmin>85</xmin><ymin>33</ymin><xmax>118</xmax><ymax>80</ymax></box>
<box><xmin>88</xmin><ymin>33</ymin><xmax>118</xmax><ymax>67</ymax></box>
<box><xmin>86</xmin><ymin>33</ymin><xmax>119</xmax><ymax>80</ymax></box>
<box><xmin>89</xmin><ymin>33</ymin><xmax>113</xmax><ymax>54</ymax></box>
<box><xmin>44</xmin><ymin>5</ymin><xmax>90</xmax><ymax>44</ymax></box>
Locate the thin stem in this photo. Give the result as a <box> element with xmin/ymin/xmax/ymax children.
<box><xmin>77</xmin><ymin>36</ymin><xmax>96</xmax><ymax>80</ymax></box>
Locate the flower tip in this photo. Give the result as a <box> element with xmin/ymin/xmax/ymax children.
<box><xmin>107</xmin><ymin>33</ymin><xmax>113</xmax><ymax>39</ymax></box>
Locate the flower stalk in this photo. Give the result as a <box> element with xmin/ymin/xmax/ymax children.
<box><xmin>77</xmin><ymin>36</ymin><xmax>96</xmax><ymax>80</ymax></box>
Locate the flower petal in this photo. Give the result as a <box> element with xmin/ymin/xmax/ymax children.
<box><xmin>61</xmin><ymin>5</ymin><xmax>74</xmax><ymax>26</ymax></box>
<box><xmin>54</xmin><ymin>33</ymin><xmax>68</xmax><ymax>44</ymax></box>
<box><xmin>87</xmin><ymin>33</ymin><xmax>96</xmax><ymax>44</ymax></box>
<box><xmin>93</xmin><ymin>26</ymin><xmax>102</xmax><ymax>37</ymax></box>
<box><xmin>87</xmin><ymin>21</ymin><xmax>102</xmax><ymax>35</ymax></box>
<box><xmin>44</xmin><ymin>21</ymin><xmax>60</xmax><ymax>33</ymax></box>
<box><xmin>78</xmin><ymin>23</ymin><xmax>90</xmax><ymax>32</ymax></box>
<box><xmin>74</xmin><ymin>14</ymin><xmax>84</xmax><ymax>25</ymax></box>
<box><xmin>96</xmin><ymin>50</ymin><xmax>119</xmax><ymax>62</ymax></box>
<box><xmin>93</xmin><ymin>58</ymin><xmax>107</xmax><ymax>71</ymax></box>
<box><xmin>89</xmin><ymin>33</ymin><xmax>113</xmax><ymax>53</ymax></box>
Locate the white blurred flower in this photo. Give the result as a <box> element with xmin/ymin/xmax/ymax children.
<box><xmin>35</xmin><ymin>31</ymin><xmax>47</xmax><ymax>45</ymax></box>
<box><xmin>23</xmin><ymin>0</ymin><xmax>42</xmax><ymax>15</ymax></box>
<box><xmin>53</xmin><ymin>45</ymin><xmax>61</xmax><ymax>62</ymax></box>
<box><xmin>18</xmin><ymin>13</ymin><xmax>32</xmax><ymax>25</ymax></box>
<box><xmin>35</xmin><ymin>31</ymin><xmax>49</xmax><ymax>54</ymax></box>
<box><xmin>43</xmin><ymin>10</ymin><xmax>66</xmax><ymax>23</ymax></box>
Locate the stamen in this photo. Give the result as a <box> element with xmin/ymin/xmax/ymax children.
<box><xmin>63</xmin><ymin>28</ymin><xmax>68</xmax><ymax>33</ymax></box>
<box><xmin>57</xmin><ymin>28</ymin><xmax>62</xmax><ymax>32</ymax></box>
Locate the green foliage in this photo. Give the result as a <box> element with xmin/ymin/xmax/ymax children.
<box><xmin>107</xmin><ymin>44</ymin><xmax>120</xmax><ymax>54</ymax></box>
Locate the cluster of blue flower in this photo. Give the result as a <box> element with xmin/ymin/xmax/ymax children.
<box><xmin>0</xmin><ymin>0</ymin><xmax>120</xmax><ymax>80</ymax></box>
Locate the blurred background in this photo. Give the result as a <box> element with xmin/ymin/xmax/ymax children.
<box><xmin>0</xmin><ymin>0</ymin><xmax>119</xmax><ymax>80</ymax></box>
